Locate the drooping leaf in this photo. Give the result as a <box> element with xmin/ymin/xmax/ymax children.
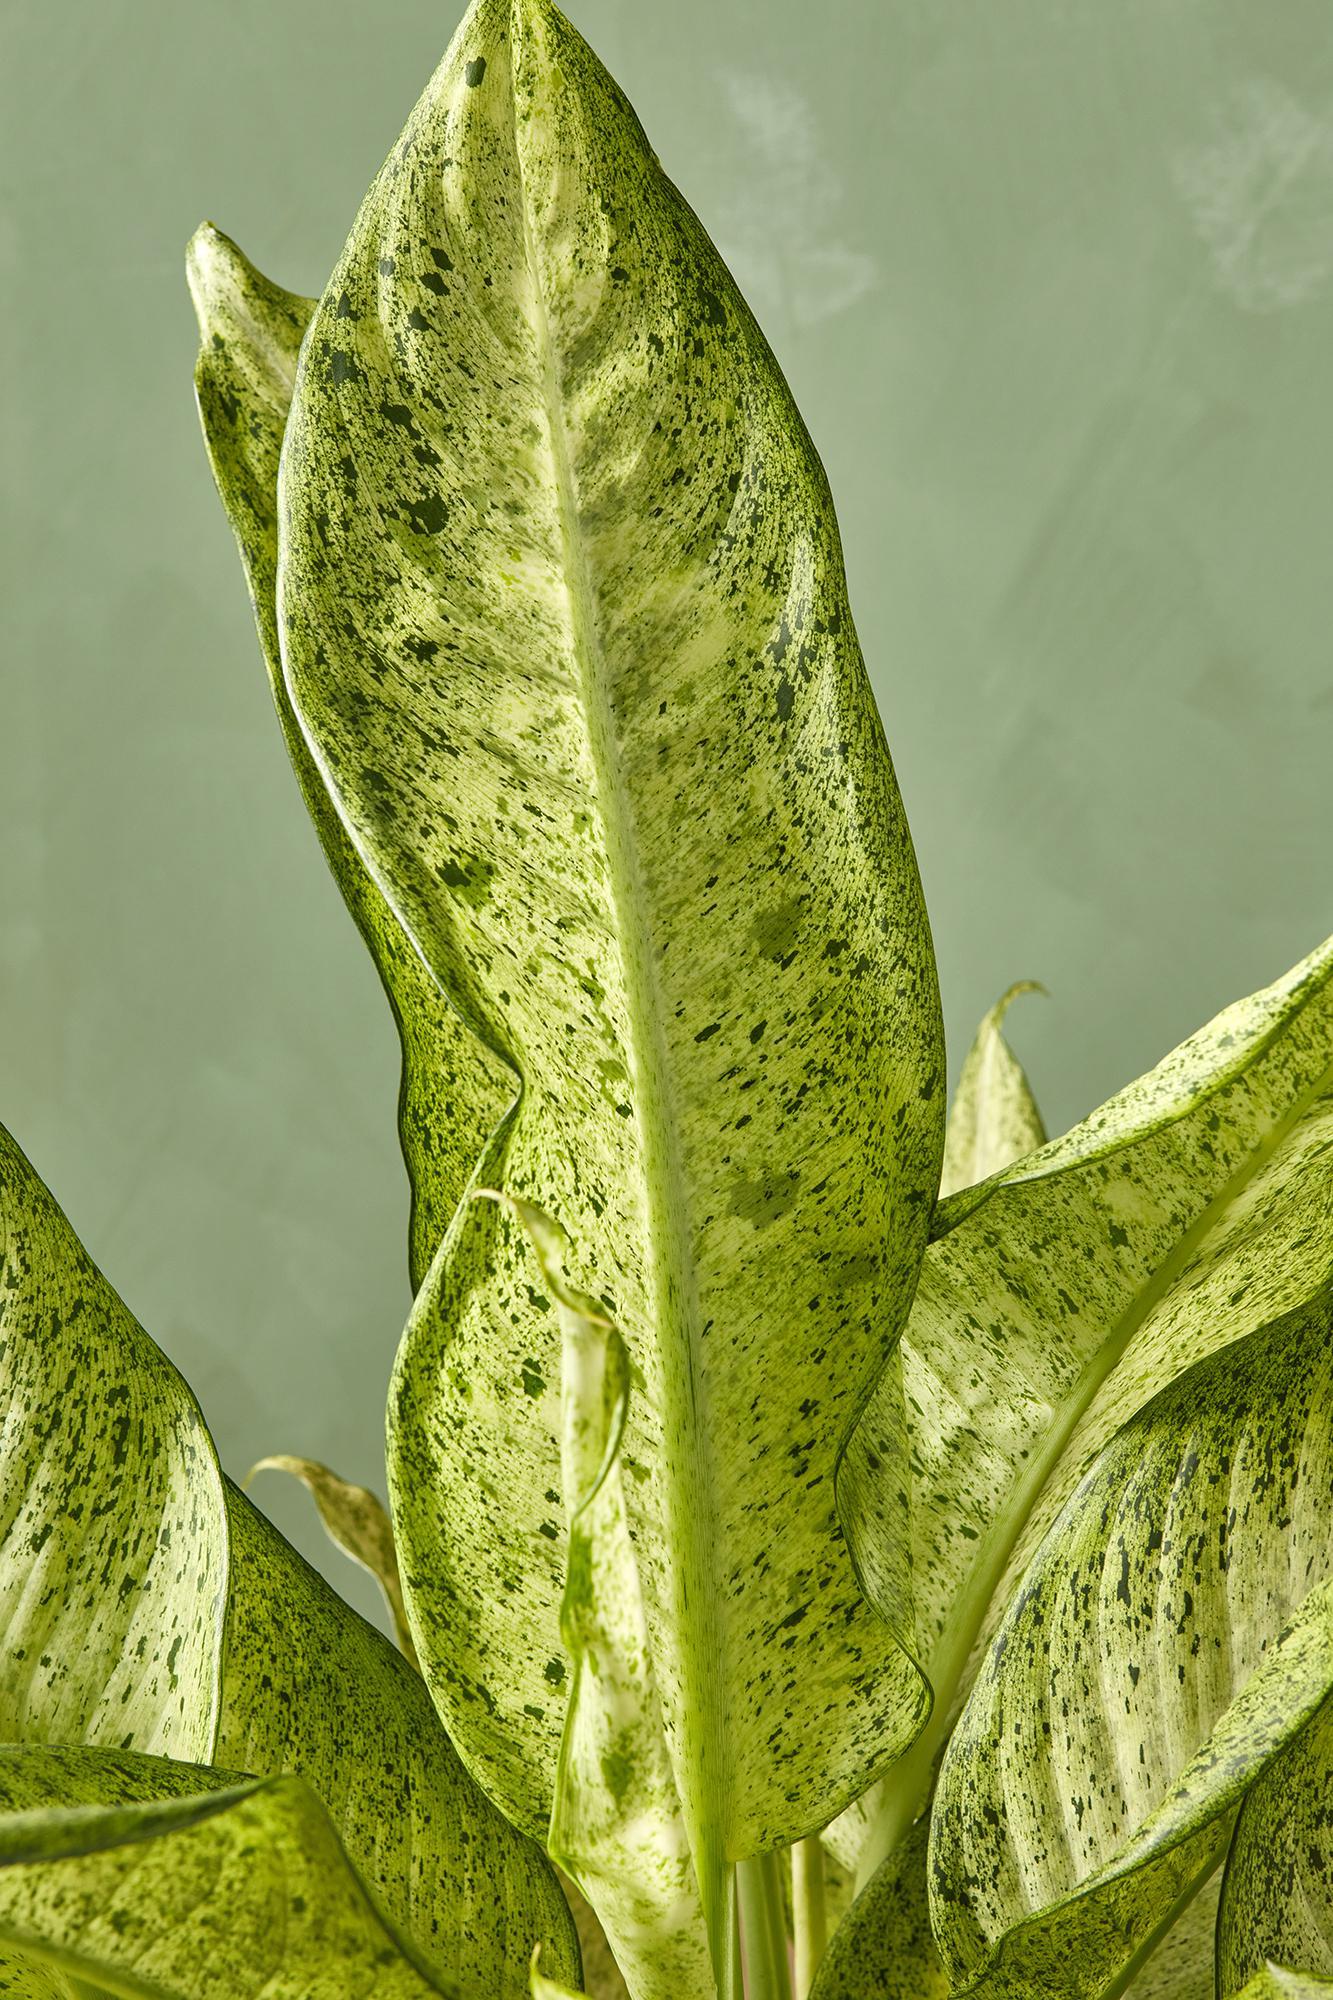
<box><xmin>499</xmin><ymin>1196</ymin><xmax>710</xmax><ymax>2000</ymax></box>
<box><xmin>847</xmin><ymin>936</ymin><xmax>1333</xmax><ymax>1886</ymax></box>
<box><xmin>276</xmin><ymin>0</ymin><xmax>943</xmax><ymax>1943</ymax></box>
<box><xmin>807</xmin><ymin>1815</ymin><xmax>946</xmax><ymax>2000</ymax></box>
<box><xmin>927</xmin><ymin>1294</ymin><xmax>1333</xmax><ymax>2000</ymax></box>
<box><xmin>187</xmin><ymin>223</ymin><xmax>507</xmax><ymax>1289</ymax></box>
<box><xmin>939</xmin><ymin>982</ymin><xmax>1046</xmax><ymax>1198</ymax></box>
<box><xmin>1217</xmin><ymin>1694</ymin><xmax>1333</xmax><ymax>1996</ymax></box>
<box><xmin>0</xmin><ymin>1745</ymin><xmax>456</xmax><ymax>1998</ymax></box>
<box><xmin>0</xmin><ymin>1122</ymin><xmax>579</xmax><ymax>1998</ymax></box>
<box><xmin>246</xmin><ymin>1453</ymin><xmax>418</xmax><ymax>1665</ymax></box>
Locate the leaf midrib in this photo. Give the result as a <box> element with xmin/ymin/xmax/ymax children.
<box><xmin>858</xmin><ymin>1051</ymin><xmax>1333</xmax><ymax>1889</ymax></box>
<box><xmin>509</xmin><ymin>16</ymin><xmax>727</xmax><ymax>1960</ymax></box>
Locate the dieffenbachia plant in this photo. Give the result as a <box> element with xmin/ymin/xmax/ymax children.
<box><xmin>3</xmin><ymin>0</ymin><xmax>1331</xmax><ymax>1994</ymax></box>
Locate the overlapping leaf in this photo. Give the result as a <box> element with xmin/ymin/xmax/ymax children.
<box><xmin>0</xmin><ymin>1747</ymin><xmax>456</xmax><ymax>1999</ymax></box>
<box><xmin>846</xmin><ymin>936</ymin><xmax>1333</xmax><ymax>1886</ymax></box>
<box><xmin>0</xmin><ymin>1123</ymin><xmax>577</xmax><ymax>1998</ymax></box>
<box><xmin>268</xmin><ymin>0</ymin><xmax>943</xmax><ymax>1960</ymax></box>
<box><xmin>505</xmin><ymin>1198</ymin><xmax>711</xmax><ymax>2000</ymax></box>
<box><xmin>808</xmin><ymin>1816</ymin><xmax>945</xmax><ymax>2000</ymax></box>
<box><xmin>1218</xmin><ymin>1694</ymin><xmax>1333</xmax><ymax>1995</ymax></box>
<box><xmin>188</xmin><ymin>224</ymin><xmax>507</xmax><ymax>1289</ymax></box>
<box><xmin>928</xmin><ymin>1294</ymin><xmax>1333</xmax><ymax>2000</ymax></box>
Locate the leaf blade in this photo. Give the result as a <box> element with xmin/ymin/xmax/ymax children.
<box><xmin>939</xmin><ymin>982</ymin><xmax>1047</xmax><ymax>1199</ymax></box>
<box><xmin>280</xmin><ymin>0</ymin><xmax>942</xmax><ymax>1879</ymax></box>
<box><xmin>928</xmin><ymin>1296</ymin><xmax>1333</xmax><ymax>2000</ymax></box>
<box><xmin>0</xmin><ymin>1747</ymin><xmax>456</xmax><ymax>2000</ymax></box>
<box><xmin>187</xmin><ymin>221</ymin><xmax>507</xmax><ymax>1290</ymax></box>
<box><xmin>0</xmin><ymin>1121</ymin><xmax>578</xmax><ymax>2000</ymax></box>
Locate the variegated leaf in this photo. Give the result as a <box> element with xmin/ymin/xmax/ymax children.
<box><xmin>246</xmin><ymin>1454</ymin><xmax>418</xmax><ymax>1666</ymax></box>
<box><xmin>188</xmin><ymin>223</ymin><xmax>506</xmax><ymax>1290</ymax></box>
<box><xmin>0</xmin><ymin>1123</ymin><xmax>577</xmax><ymax>1998</ymax></box>
<box><xmin>847</xmin><ymin>936</ymin><xmax>1333</xmax><ymax>1888</ymax></box>
<box><xmin>0</xmin><ymin>1746</ymin><xmax>456</xmax><ymax>1998</ymax></box>
<box><xmin>928</xmin><ymin>1293</ymin><xmax>1333</xmax><ymax>2000</ymax></box>
<box><xmin>271</xmin><ymin>0</ymin><xmax>943</xmax><ymax>1961</ymax></box>
<box><xmin>939</xmin><ymin>982</ymin><xmax>1046</xmax><ymax>1199</ymax></box>
<box><xmin>807</xmin><ymin>1815</ymin><xmax>945</xmax><ymax>2000</ymax></box>
<box><xmin>503</xmin><ymin>1197</ymin><xmax>710</xmax><ymax>2000</ymax></box>
<box><xmin>1218</xmin><ymin>1694</ymin><xmax>1333</xmax><ymax>1996</ymax></box>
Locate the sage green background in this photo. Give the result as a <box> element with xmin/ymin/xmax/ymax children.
<box><xmin>4</xmin><ymin>0</ymin><xmax>1332</xmax><ymax>1626</ymax></box>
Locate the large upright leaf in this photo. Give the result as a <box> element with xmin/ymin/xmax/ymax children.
<box><xmin>276</xmin><ymin>0</ymin><xmax>943</xmax><ymax>1942</ymax></box>
<box><xmin>847</xmin><ymin>936</ymin><xmax>1333</xmax><ymax>1886</ymax></box>
<box><xmin>1218</xmin><ymin>1694</ymin><xmax>1333</xmax><ymax>1995</ymax></box>
<box><xmin>0</xmin><ymin>1123</ymin><xmax>578</xmax><ymax>1998</ymax></box>
<box><xmin>0</xmin><ymin>1747</ymin><xmax>456</xmax><ymax>1999</ymax></box>
<box><xmin>928</xmin><ymin>1294</ymin><xmax>1333</xmax><ymax>2000</ymax></box>
<box><xmin>188</xmin><ymin>223</ymin><xmax>507</xmax><ymax>1287</ymax></box>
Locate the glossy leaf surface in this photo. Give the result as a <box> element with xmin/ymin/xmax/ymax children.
<box><xmin>929</xmin><ymin>1296</ymin><xmax>1333</xmax><ymax>2000</ymax></box>
<box><xmin>275</xmin><ymin>0</ymin><xmax>943</xmax><ymax>1922</ymax></box>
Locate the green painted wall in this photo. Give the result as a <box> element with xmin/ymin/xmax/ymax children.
<box><xmin>4</xmin><ymin>0</ymin><xmax>1331</xmax><ymax>1625</ymax></box>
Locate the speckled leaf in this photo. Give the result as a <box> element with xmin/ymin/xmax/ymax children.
<box><xmin>188</xmin><ymin>223</ymin><xmax>507</xmax><ymax>1289</ymax></box>
<box><xmin>1218</xmin><ymin>1694</ymin><xmax>1333</xmax><ymax>1995</ymax></box>
<box><xmin>1119</xmin><ymin>1870</ymin><xmax>1221</xmax><ymax>2000</ymax></box>
<box><xmin>928</xmin><ymin>1294</ymin><xmax>1333</xmax><ymax>2000</ymax></box>
<box><xmin>0</xmin><ymin>1745</ymin><xmax>456</xmax><ymax>1998</ymax></box>
<box><xmin>218</xmin><ymin>1482</ymin><xmax>579</xmax><ymax>1998</ymax></box>
<box><xmin>846</xmin><ymin>935</ymin><xmax>1333</xmax><ymax>1887</ymax></box>
<box><xmin>246</xmin><ymin>1453</ymin><xmax>418</xmax><ymax>1665</ymax></box>
<box><xmin>0</xmin><ymin>1123</ymin><xmax>579</xmax><ymax>1999</ymax></box>
<box><xmin>502</xmin><ymin>1198</ymin><xmax>711</xmax><ymax>2000</ymax></box>
<box><xmin>807</xmin><ymin>1815</ymin><xmax>946</xmax><ymax>2000</ymax></box>
<box><xmin>0</xmin><ymin>1124</ymin><xmax>227</xmax><ymax>1762</ymax></box>
<box><xmin>939</xmin><ymin>982</ymin><xmax>1046</xmax><ymax>1199</ymax></box>
<box><xmin>278</xmin><ymin>0</ymin><xmax>943</xmax><ymax>1919</ymax></box>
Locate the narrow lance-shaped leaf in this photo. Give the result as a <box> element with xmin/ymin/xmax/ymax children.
<box><xmin>0</xmin><ymin>1122</ymin><xmax>579</xmax><ymax>1999</ymax></box>
<box><xmin>0</xmin><ymin>1747</ymin><xmax>460</xmax><ymax>2000</ymax></box>
<box><xmin>939</xmin><ymin>981</ymin><xmax>1046</xmax><ymax>1199</ymax></box>
<box><xmin>501</xmin><ymin>1195</ymin><xmax>712</xmax><ymax>2000</ymax></box>
<box><xmin>846</xmin><ymin>936</ymin><xmax>1333</xmax><ymax>1888</ymax></box>
<box><xmin>246</xmin><ymin>1453</ymin><xmax>419</xmax><ymax>1666</ymax></box>
<box><xmin>276</xmin><ymin>0</ymin><xmax>944</xmax><ymax>1951</ymax></box>
<box><xmin>188</xmin><ymin>224</ymin><xmax>507</xmax><ymax>1288</ymax></box>
<box><xmin>928</xmin><ymin>1293</ymin><xmax>1333</xmax><ymax>2000</ymax></box>
<box><xmin>1218</xmin><ymin>1693</ymin><xmax>1333</xmax><ymax>1996</ymax></box>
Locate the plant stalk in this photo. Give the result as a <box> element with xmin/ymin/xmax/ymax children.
<box><xmin>790</xmin><ymin>1838</ymin><xmax>826</xmax><ymax>1997</ymax></box>
<box><xmin>736</xmin><ymin>1853</ymin><xmax>794</xmax><ymax>2000</ymax></box>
